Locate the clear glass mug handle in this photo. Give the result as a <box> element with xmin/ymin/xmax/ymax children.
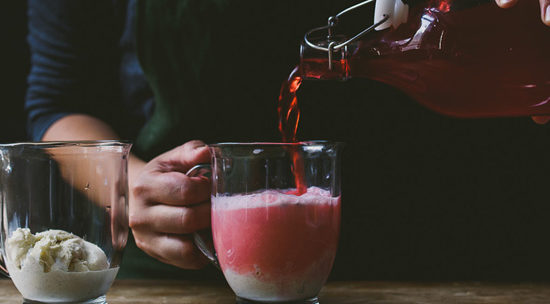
<box><xmin>185</xmin><ymin>164</ymin><xmax>220</xmax><ymax>269</ymax></box>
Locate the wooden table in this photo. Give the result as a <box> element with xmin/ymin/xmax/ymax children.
<box><xmin>2</xmin><ymin>280</ymin><xmax>550</xmax><ymax>303</ymax></box>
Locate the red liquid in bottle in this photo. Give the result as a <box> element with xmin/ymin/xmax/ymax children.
<box><xmin>278</xmin><ymin>0</ymin><xmax>550</xmax><ymax>194</ymax></box>
<box><xmin>297</xmin><ymin>0</ymin><xmax>550</xmax><ymax>117</ymax></box>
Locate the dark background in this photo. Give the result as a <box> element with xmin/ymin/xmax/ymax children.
<box><xmin>3</xmin><ymin>1</ymin><xmax>550</xmax><ymax>281</ymax></box>
<box><xmin>1</xmin><ymin>2</ymin><xmax>28</xmax><ymax>144</ymax></box>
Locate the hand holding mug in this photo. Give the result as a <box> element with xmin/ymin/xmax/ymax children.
<box><xmin>129</xmin><ymin>140</ymin><xmax>211</xmax><ymax>269</ymax></box>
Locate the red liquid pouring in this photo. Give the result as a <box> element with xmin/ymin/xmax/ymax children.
<box><xmin>277</xmin><ymin>67</ymin><xmax>307</xmax><ymax>195</ymax></box>
<box><xmin>278</xmin><ymin>67</ymin><xmax>302</xmax><ymax>143</ymax></box>
<box><xmin>278</xmin><ymin>0</ymin><xmax>550</xmax><ymax>194</ymax></box>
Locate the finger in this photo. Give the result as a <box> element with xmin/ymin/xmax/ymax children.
<box><xmin>540</xmin><ymin>0</ymin><xmax>550</xmax><ymax>26</ymax></box>
<box><xmin>494</xmin><ymin>0</ymin><xmax>518</xmax><ymax>8</ymax></box>
<box><xmin>494</xmin><ymin>0</ymin><xmax>519</xmax><ymax>8</ymax></box>
<box><xmin>131</xmin><ymin>202</ymin><xmax>211</xmax><ymax>234</ymax></box>
<box><xmin>157</xmin><ymin>140</ymin><xmax>211</xmax><ymax>173</ymax></box>
<box><xmin>133</xmin><ymin>231</ymin><xmax>209</xmax><ymax>270</ymax></box>
<box><xmin>133</xmin><ymin>171</ymin><xmax>211</xmax><ymax>206</ymax></box>
<box><xmin>532</xmin><ymin>115</ymin><xmax>550</xmax><ymax>124</ymax></box>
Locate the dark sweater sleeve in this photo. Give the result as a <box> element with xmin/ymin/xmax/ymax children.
<box><xmin>25</xmin><ymin>0</ymin><xmax>121</xmax><ymax>141</ymax></box>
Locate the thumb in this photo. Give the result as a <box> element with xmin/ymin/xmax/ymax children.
<box><xmin>494</xmin><ymin>0</ymin><xmax>519</xmax><ymax>8</ymax></box>
<box><xmin>157</xmin><ymin>140</ymin><xmax>211</xmax><ymax>173</ymax></box>
<box><xmin>540</xmin><ymin>0</ymin><xmax>550</xmax><ymax>26</ymax></box>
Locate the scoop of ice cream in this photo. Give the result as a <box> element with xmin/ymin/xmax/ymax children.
<box><xmin>6</xmin><ymin>228</ymin><xmax>36</xmax><ymax>269</ymax></box>
<box><xmin>6</xmin><ymin>228</ymin><xmax>109</xmax><ymax>273</ymax></box>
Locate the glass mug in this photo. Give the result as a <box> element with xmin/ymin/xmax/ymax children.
<box><xmin>193</xmin><ymin>141</ymin><xmax>343</xmax><ymax>304</ymax></box>
<box><xmin>0</xmin><ymin>141</ymin><xmax>131</xmax><ymax>304</ymax></box>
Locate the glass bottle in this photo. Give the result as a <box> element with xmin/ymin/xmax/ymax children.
<box><xmin>299</xmin><ymin>0</ymin><xmax>550</xmax><ymax>117</ymax></box>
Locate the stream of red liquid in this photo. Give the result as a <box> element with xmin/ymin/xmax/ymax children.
<box><xmin>277</xmin><ymin>67</ymin><xmax>307</xmax><ymax>195</ymax></box>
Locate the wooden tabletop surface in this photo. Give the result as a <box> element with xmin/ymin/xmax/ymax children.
<box><xmin>2</xmin><ymin>279</ymin><xmax>550</xmax><ymax>303</ymax></box>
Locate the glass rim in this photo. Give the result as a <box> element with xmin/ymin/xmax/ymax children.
<box><xmin>209</xmin><ymin>140</ymin><xmax>344</xmax><ymax>148</ymax></box>
<box><xmin>0</xmin><ymin>140</ymin><xmax>132</xmax><ymax>148</ymax></box>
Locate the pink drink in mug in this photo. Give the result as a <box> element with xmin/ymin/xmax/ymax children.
<box><xmin>213</xmin><ymin>188</ymin><xmax>340</xmax><ymax>302</ymax></box>
<box><xmin>193</xmin><ymin>142</ymin><xmax>342</xmax><ymax>304</ymax></box>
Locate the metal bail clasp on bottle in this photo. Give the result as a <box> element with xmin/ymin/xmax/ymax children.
<box><xmin>302</xmin><ymin>0</ymin><xmax>409</xmax><ymax>70</ymax></box>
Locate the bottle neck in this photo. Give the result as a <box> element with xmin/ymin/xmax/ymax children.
<box><xmin>299</xmin><ymin>0</ymin><xmax>495</xmax><ymax>81</ymax></box>
<box><xmin>299</xmin><ymin>39</ymin><xmax>353</xmax><ymax>81</ymax></box>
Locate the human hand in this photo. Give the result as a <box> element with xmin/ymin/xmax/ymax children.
<box><xmin>494</xmin><ymin>0</ymin><xmax>550</xmax><ymax>26</ymax></box>
<box><xmin>129</xmin><ymin>140</ymin><xmax>211</xmax><ymax>269</ymax></box>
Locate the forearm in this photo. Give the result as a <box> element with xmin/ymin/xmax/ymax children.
<box><xmin>43</xmin><ymin>114</ymin><xmax>146</xmax><ymax>197</ymax></box>
<box><xmin>43</xmin><ymin>114</ymin><xmax>119</xmax><ymax>141</ymax></box>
